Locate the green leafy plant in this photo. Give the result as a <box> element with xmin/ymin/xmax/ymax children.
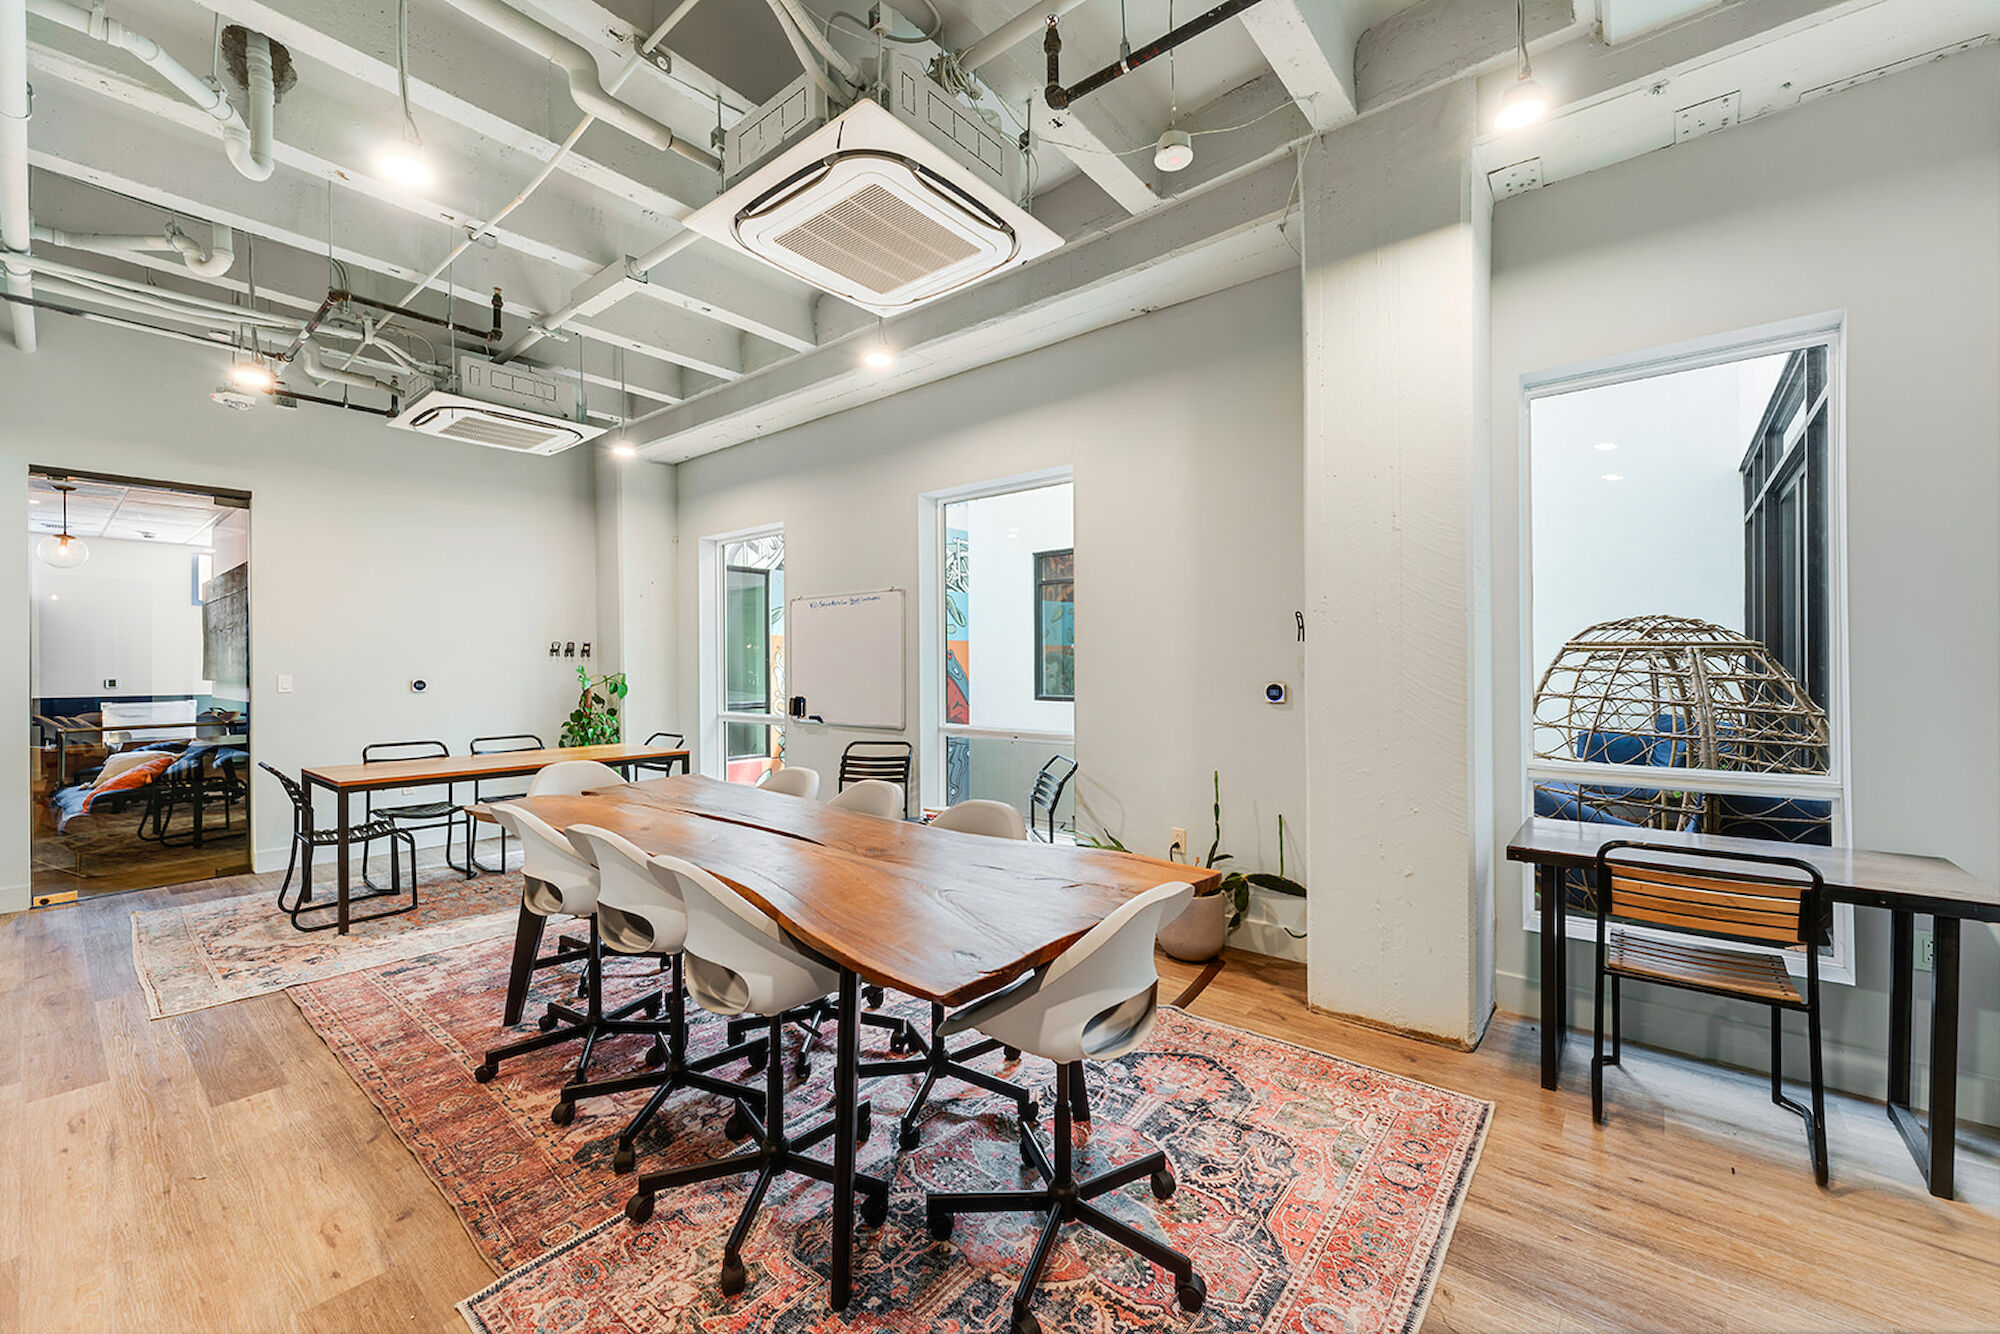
<box><xmin>1073</xmin><ymin>825</ymin><xmax>1128</xmax><ymax>852</ymax></box>
<box><xmin>1189</xmin><ymin>771</ymin><xmax>1307</xmax><ymax>937</ymax></box>
<box><xmin>560</xmin><ymin>667</ymin><xmax>628</xmax><ymax>746</ymax></box>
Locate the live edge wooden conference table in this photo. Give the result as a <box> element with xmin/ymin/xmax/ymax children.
<box><xmin>1508</xmin><ymin>815</ymin><xmax>1999</xmax><ymax>1200</ymax></box>
<box><xmin>299</xmin><ymin>741</ymin><xmax>689</xmax><ymax>935</ymax></box>
<box><xmin>498</xmin><ymin>773</ymin><xmax>1220</xmax><ymax>1310</ymax></box>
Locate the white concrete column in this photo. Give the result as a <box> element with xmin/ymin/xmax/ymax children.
<box><xmin>591</xmin><ymin>451</ymin><xmax>680</xmax><ymax>743</ymax></box>
<box><xmin>1301</xmin><ymin>81</ymin><xmax>1495</xmax><ymax>1045</ymax></box>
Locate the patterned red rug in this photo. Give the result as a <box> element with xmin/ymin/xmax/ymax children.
<box><xmin>290</xmin><ymin>938</ymin><xmax>1489</xmax><ymax>1334</ymax></box>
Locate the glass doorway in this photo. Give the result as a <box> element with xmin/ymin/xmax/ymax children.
<box><xmin>27</xmin><ymin>470</ymin><xmax>252</xmax><ymax>903</ymax></box>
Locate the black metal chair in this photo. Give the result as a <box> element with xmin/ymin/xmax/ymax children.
<box><xmin>138</xmin><ymin>746</ymin><xmax>248</xmax><ymax>848</ymax></box>
<box><xmin>260</xmin><ymin>762</ymin><xmax>417</xmax><ymax>932</ymax></box>
<box><xmin>460</xmin><ymin>733</ymin><xmax>544</xmax><ymax>873</ymax></box>
<box><xmin>837</xmin><ymin>740</ymin><xmax>913</xmax><ymax>817</ymax></box>
<box><xmin>1028</xmin><ymin>754</ymin><xmax>1077</xmax><ymax>842</ymax></box>
<box><xmin>631</xmin><ymin>731</ymin><xmax>689</xmax><ymax>778</ymax></box>
<box><xmin>362</xmin><ymin>739</ymin><xmax>467</xmax><ymax>886</ymax></box>
<box><xmin>1593</xmin><ymin>840</ymin><xmax>1830</xmax><ymax>1186</ymax></box>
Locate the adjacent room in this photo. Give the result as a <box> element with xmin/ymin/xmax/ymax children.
<box><xmin>1</xmin><ymin>0</ymin><xmax>1994</xmax><ymax>1330</ymax></box>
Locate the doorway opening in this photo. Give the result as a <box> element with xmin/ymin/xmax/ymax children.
<box><xmin>28</xmin><ymin>469</ymin><xmax>252</xmax><ymax>904</ymax></box>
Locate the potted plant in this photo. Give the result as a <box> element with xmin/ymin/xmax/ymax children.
<box><xmin>560</xmin><ymin>667</ymin><xmax>628</xmax><ymax>746</ymax></box>
<box><xmin>1156</xmin><ymin>773</ymin><xmax>1307</xmax><ymax>962</ymax></box>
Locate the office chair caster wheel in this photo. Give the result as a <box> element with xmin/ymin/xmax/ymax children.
<box><xmin>856</xmin><ymin>1103</ymin><xmax>873</xmax><ymax>1144</ymax></box>
<box><xmin>1009</xmin><ymin>1305</ymin><xmax>1041</xmax><ymax>1334</ymax></box>
<box><xmin>888</xmin><ymin>1028</ymin><xmax>910</xmax><ymax>1054</ymax></box>
<box><xmin>473</xmin><ymin>1062</ymin><xmax>498</xmax><ymax>1083</ymax></box>
<box><xmin>538</xmin><ymin>1011</ymin><xmax>559</xmax><ymax>1033</ymax></box>
<box><xmin>645</xmin><ymin>1041</ymin><xmax>667</xmax><ymax>1067</ymax></box>
<box><xmin>1020</xmin><ymin>1099</ymin><xmax>1039</xmax><ymax>1126</ymax></box>
<box><xmin>926</xmin><ymin>1207</ymin><xmax>953</xmax><ymax>1241</ymax></box>
<box><xmin>612</xmin><ymin>1143</ymin><xmax>637</xmax><ymax>1174</ymax></box>
<box><xmin>1151</xmin><ymin>1166</ymin><xmax>1176</xmax><ymax>1200</ymax></box>
<box><xmin>725</xmin><ymin>1106</ymin><xmax>755</xmax><ymax>1141</ymax></box>
<box><xmin>624</xmin><ymin>1191</ymin><xmax>655</xmax><ymax>1224</ymax></box>
<box><xmin>1003</xmin><ymin>1045</ymin><xmax>1021</xmax><ymax>1063</ymax></box>
<box><xmin>550</xmin><ymin>1099</ymin><xmax>576</xmax><ymax>1127</ymax></box>
<box><xmin>719</xmin><ymin>1254</ymin><xmax>747</xmax><ymax>1296</ymax></box>
<box><xmin>864</xmin><ymin>985</ymin><xmax>885</xmax><ymax>1010</ymax></box>
<box><xmin>898</xmin><ymin>1121</ymin><xmax>921</xmax><ymax>1152</ymax></box>
<box><xmin>1176</xmin><ymin>1273</ymin><xmax>1207</xmax><ymax>1314</ymax></box>
<box><xmin>861</xmin><ymin>1189</ymin><xmax>888</xmax><ymax>1227</ymax></box>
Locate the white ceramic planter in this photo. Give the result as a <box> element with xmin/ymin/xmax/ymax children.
<box><xmin>1156</xmin><ymin>891</ymin><xmax>1228</xmax><ymax>962</ymax></box>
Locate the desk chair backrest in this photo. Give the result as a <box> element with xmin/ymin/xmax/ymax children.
<box><xmin>838</xmin><ymin>740</ymin><xmax>912</xmax><ymax>789</ymax></box>
<box><xmin>825</xmin><ymin>778</ymin><xmax>902</xmax><ymax>819</ymax></box>
<box><xmin>362</xmin><ymin>739</ymin><xmax>450</xmax><ymax>818</ymax></box>
<box><xmin>1595</xmin><ymin>841</ymin><xmax>1823</xmax><ymax>950</ymax></box>
<box><xmin>470</xmin><ymin>733</ymin><xmax>544</xmax><ymax>801</ymax></box>
<box><xmin>756</xmin><ymin>766</ymin><xmax>820</xmax><ymax>800</ymax></box>
<box><xmin>567</xmin><ymin>824</ymin><xmax>687</xmax><ymax>955</ymax></box>
<box><xmin>930</xmin><ymin>799</ymin><xmax>1026</xmax><ymax>840</ymax></box>
<box><xmin>259</xmin><ymin>762</ymin><xmax>313</xmax><ymax>835</ymax></box>
<box><xmin>492</xmin><ymin>805</ymin><xmax>599</xmax><ymax>915</ymax></box>
<box><xmin>649</xmin><ymin>853</ymin><xmax>840</xmax><ymax>1017</ymax></box>
<box><xmin>633</xmin><ymin>732</ymin><xmax>687</xmax><ymax>776</ymax></box>
<box><xmin>528</xmin><ymin>759</ymin><xmax>627</xmax><ymax>797</ymax></box>
<box><xmin>1028</xmin><ymin>755</ymin><xmax>1077</xmax><ymax>842</ymax></box>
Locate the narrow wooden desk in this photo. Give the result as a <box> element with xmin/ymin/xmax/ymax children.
<box><xmin>298</xmin><ymin>742</ymin><xmax>689</xmax><ymax>934</ymax></box>
<box><xmin>501</xmin><ymin>788</ymin><xmax>1219</xmax><ymax>1308</ymax></box>
<box><xmin>1507</xmin><ymin>816</ymin><xmax>1998</xmax><ymax>1199</ymax></box>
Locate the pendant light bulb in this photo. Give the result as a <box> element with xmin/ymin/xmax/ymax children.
<box><xmin>1496</xmin><ymin>76</ymin><xmax>1547</xmax><ymax>130</ymax></box>
<box><xmin>37</xmin><ymin>483</ymin><xmax>89</xmax><ymax>569</ymax></box>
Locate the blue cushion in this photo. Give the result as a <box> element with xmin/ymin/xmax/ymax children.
<box><xmin>1708</xmin><ymin>794</ymin><xmax>1833</xmax><ymax>845</ymax></box>
<box><xmin>1575</xmin><ymin>730</ymin><xmax>1654</xmax><ymax>767</ymax></box>
<box><xmin>1534</xmin><ymin>782</ymin><xmax>1642</xmax><ymax>825</ymax></box>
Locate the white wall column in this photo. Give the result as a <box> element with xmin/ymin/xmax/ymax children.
<box><xmin>592</xmin><ymin>452</ymin><xmax>679</xmax><ymax>743</ymax></box>
<box><xmin>1301</xmin><ymin>81</ymin><xmax>1495</xmax><ymax>1045</ymax></box>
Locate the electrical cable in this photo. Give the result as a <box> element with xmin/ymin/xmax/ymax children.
<box><xmin>1036</xmin><ymin>90</ymin><xmax>1316</xmax><ymax>159</ymax></box>
<box><xmin>396</xmin><ymin>0</ymin><xmax>423</xmax><ymax>148</ymax></box>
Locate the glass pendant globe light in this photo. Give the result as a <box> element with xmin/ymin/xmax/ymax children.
<box><xmin>37</xmin><ymin>482</ymin><xmax>89</xmax><ymax>569</ymax></box>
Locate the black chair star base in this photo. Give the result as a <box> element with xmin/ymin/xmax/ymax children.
<box><xmin>726</xmin><ymin>995</ymin><xmax>924</xmax><ymax>1082</ymax></box>
<box><xmin>262</xmin><ymin>762</ymin><xmax>421</xmax><ymax>933</ymax></box>
<box><xmin>926</xmin><ymin>1062</ymin><xmax>1203</xmax><ymax>1334</ymax></box>
<box><xmin>474</xmin><ymin>919</ymin><xmax>663</xmax><ymax>1088</ymax></box>
<box><xmin>624</xmin><ymin>1013</ymin><xmax>890</xmax><ymax>1300</ymax></box>
<box><xmin>862</xmin><ymin>1001</ymin><xmax>1040</xmax><ymax>1149</ymax></box>
<box><xmin>552</xmin><ymin>953</ymin><xmax>773</xmax><ymax>1172</ymax></box>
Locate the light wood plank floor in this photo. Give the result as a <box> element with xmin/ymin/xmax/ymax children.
<box><xmin>3</xmin><ymin>869</ymin><xmax>1995</xmax><ymax>1333</ymax></box>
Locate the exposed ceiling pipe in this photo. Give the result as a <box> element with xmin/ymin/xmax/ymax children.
<box><xmin>222</xmin><ymin>29</ymin><xmax>277</xmax><ymax>182</ymax></box>
<box><xmin>2</xmin><ymin>0</ymin><xmax>36</xmax><ymax>350</ymax></box>
<box><xmin>767</xmin><ymin>0</ymin><xmax>860</xmax><ymax>85</ymax></box>
<box><xmin>32</xmin><ymin>220</ymin><xmax>234</xmax><ymax>276</ymax></box>
<box><xmin>763</xmin><ymin>0</ymin><xmax>848</xmax><ymax>102</ymax></box>
<box><xmin>493</xmin><ymin>227</ymin><xmax>699</xmax><ymax>364</ymax></box>
<box><xmin>1045</xmin><ymin>0</ymin><xmax>1269</xmax><ymax>110</ymax></box>
<box><xmin>434</xmin><ymin>0</ymin><xmax>718</xmax><ymax>168</ymax></box>
<box><xmin>25</xmin><ymin>0</ymin><xmax>277</xmax><ymax>182</ymax></box>
<box><xmin>31</xmin><ymin>269</ymin><xmax>294</xmax><ymax>330</ymax></box>
<box><xmin>958</xmin><ymin>0</ymin><xmax>1092</xmax><ymax>74</ymax></box>
<box><xmin>296</xmin><ymin>337</ymin><xmax>397</xmax><ymax>394</ymax></box>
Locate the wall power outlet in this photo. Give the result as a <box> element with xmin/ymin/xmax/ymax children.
<box><xmin>1915</xmin><ymin>928</ymin><xmax>1934</xmax><ymax>973</ymax></box>
<box><xmin>1169</xmin><ymin>827</ymin><xmax>1187</xmax><ymax>860</ymax></box>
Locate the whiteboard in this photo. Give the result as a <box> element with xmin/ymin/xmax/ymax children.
<box><xmin>785</xmin><ymin>589</ymin><xmax>905</xmax><ymax>729</ymax></box>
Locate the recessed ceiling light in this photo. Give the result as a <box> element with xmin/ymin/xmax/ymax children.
<box><xmin>377</xmin><ymin>147</ymin><xmax>434</xmax><ymax>189</ymax></box>
<box><xmin>1602</xmin><ymin>473</ymin><xmax>1624</xmax><ymax>482</ymax></box>
<box><xmin>1594</xmin><ymin>441</ymin><xmax>1617</xmax><ymax>451</ymax></box>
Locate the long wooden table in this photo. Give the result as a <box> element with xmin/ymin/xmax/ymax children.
<box><xmin>498</xmin><ymin>777</ymin><xmax>1219</xmax><ymax>1309</ymax></box>
<box><xmin>298</xmin><ymin>742</ymin><xmax>689</xmax><ymax>933</ymax></box>
<box><xmin>1507</xmin><ymin>815</ymin><xmax>1998</xmax><ymax>1199</ymax></box>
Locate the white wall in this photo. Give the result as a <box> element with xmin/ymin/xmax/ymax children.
<box><xmin>1</xmin><ymin>317</ymin><xmax>602</xmax><ymax>908</ymax></box>
<box><xmin>1491</xmin><ymin>47</ymin><xmax>2000</xmax><ymax>1120</ymax></box>
<box><xmin>676</xmin><ymin>274</ymin><xmax>1306</xmax><ymax>939</ymax></box>
<box><xmin>952</xmin><ymin>482</ymin><xmax>1074</xmax><ymax>734</ymax></box>
<box><xmin>28</xmin><ymin>534</ymin><xmax>209</xmax><ymax>699</ymax></box>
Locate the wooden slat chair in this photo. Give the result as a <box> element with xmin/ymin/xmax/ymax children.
<box><xmin>1593</xmin><ymin>840</ymin><xmax>1830</xmax><ymax>1185</ymax></box>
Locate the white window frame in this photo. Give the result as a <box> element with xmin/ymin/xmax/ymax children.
<box><xmin>1517</xmin><ymin>315</ymin><xmax>1857</xmax><ymax>984</ymax></box>
<box><xmin>699</xmin><ymin>522</ymin><xmax>786</xmax><ymax>782</ymax></box>
<box><xmin>916</xmin><ymin>467</ymin><xmax>1075</xmax><ymax>813</ymax></box>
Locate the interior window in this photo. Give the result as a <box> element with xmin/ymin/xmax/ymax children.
<box><xmin>719</xmin><ymin>532</ymin><xmax>785</xmax><ymax>783</ymax></box>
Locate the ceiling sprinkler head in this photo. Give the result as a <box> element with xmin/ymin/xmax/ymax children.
<box><xmin>1153</xmin><ymin>128</ymin><xmax>1193</xmax><ymax>173</ymax></box>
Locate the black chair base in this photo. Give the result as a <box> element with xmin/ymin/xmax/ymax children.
<box><xmin>554</xmin><ymin>955</ymin><xmax>773</xmax><ymax>1172</ymax></box>
<box><xmin>728</xmin><ymin>992</ymin><xmax>923</xmax><ymax>1082</ymax></box>
<box><xmin>862</xmin><ymin>1002</ymin><xmax>1040</xmax><ymax>1149</ymax></box>
<box><xmin>625</xmin><ymin>1014</ymin><xmax>890</xmax><ymax>1299</ymax></box>
<box><xmin>476</xmin><ymin>920</ymin><xmax>663</xmax><ymax>1087</ymax></box>
<box><xmin>926</xmin><ymin>1062</ymin><xmax>1203</xmax><ymax>1334</ymax></box>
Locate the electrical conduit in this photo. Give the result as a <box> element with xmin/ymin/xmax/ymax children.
<box><xmin>32</xmin><ymin>220</ymin><xmax>234</xmax><ymax>276</ymax></box>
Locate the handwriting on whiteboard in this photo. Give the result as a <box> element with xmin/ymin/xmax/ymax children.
<box><xmin>799</xmin><ymin>592</ymin><xmax>894</xmax><ymax>611</ymax></box>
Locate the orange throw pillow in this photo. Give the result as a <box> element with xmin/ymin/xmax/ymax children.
<box><xmin>82</xmin><ymin>751</ymin><xmax>176</xmax><ymax>810</ymax></box>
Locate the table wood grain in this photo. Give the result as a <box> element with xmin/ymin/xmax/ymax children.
<box><xmin>300</xmin><ymin>743</ymin><xmax>689</xmax><ymax>791</ymax></box>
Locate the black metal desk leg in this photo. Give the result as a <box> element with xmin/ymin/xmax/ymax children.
<box><xmin>335</xmin><ymin>786</ymin><xmax>352</xmax><ymax>935</ymax></box>
<box><xmin>1538</xmin><ymin>864</ymin><xmax>1564</xmax><ymax>1089</ymax></box>
<box><xmin>1887</xmin><ymin>909</ymin><xmax>1913</xmax><ymax>1107</ymax></box>
<box><xmin>830</xmin><ymin>969</ymin><xmax>858</xmax><ymax>1310</ymax></box>
<box><xmin>1926</xmin><ymin>916</ymin><xmax>1960</xmax><ymax>1199</ymax></box>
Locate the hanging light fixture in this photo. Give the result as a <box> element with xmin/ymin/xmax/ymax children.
<box><xmin>37</xmin><ymin>483</ymin><xmax>90</xmax><ymax>569</ymax></box>
<box><xmin>1494</xmin><ymin>0</ymin><xmax>1547</xmax><ymax>131</ymax></box>
<box><xmin>378</xmin><ymin>0</ymin><xmax>434</xmax><ymax>187</ymax></box>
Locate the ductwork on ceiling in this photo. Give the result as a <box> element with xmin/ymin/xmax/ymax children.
<box><xmin>33</xmin><ymin>219</ymin><xmax>234</xmax><ymax>276</ymax></box>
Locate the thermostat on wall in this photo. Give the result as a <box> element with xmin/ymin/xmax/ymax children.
<box><xmin>1264</xmin><ymin>682</ymin><xmax>1288</xmax><ymax>704</ymax></box>
<box><xmin>411</xmin><ymin>679</ymin><xmax>429</xmax><ymax>694</ymax></box>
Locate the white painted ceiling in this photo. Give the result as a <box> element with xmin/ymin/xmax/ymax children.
<box><xmin>28</xmin><ymin>477</ymin><xmax>237</xmax><ymax>545</ymax></box>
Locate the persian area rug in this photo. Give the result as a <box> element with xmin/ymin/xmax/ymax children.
<box><xmin>132</xmin><ymin>869</ymin><xmax>525</xmax><ymax>1018</ymax></box>
<box><xmin>291</xmin><ymin>935</ymin><xmax>1491</xmax><ymax>1334</ymax></box>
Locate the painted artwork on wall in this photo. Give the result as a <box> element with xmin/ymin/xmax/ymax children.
<box><xmin>945</xmin><ymin>526</ymin><xmax>971</xmax><ymax>804</ymax></box>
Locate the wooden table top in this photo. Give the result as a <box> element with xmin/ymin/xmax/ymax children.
<box><xmin>501</xmin><ymin>783</ymin><xmax>1219</xmax><ymax>1006</ymax></box>
<box><xmin>1507</xmin><ymin>816</ymin><xmax>1998</xmax><ymax>920</ymax></box>
<box><xmin>301</xmin><ymin>743</ymin><xmax>688</xmax><ymax>791</ymax></box>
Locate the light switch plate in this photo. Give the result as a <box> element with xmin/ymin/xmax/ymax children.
<box><xmin>276</xmin><ymin>674</ymin><xmax>294</xmax><ymax>694</ymax></box>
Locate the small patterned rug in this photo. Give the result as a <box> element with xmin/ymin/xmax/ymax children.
<box><xmin>291</xmin><ymin>936</ymin><xmax>1490</xmax><ymax>1334</ymax></box>
<box><xmin>132</xmin><ymin>869</ymin><xmax>525</xmax><ymax>1018</ymax></box>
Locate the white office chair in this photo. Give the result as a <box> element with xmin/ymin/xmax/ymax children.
<box><xmin>475</xmin><ymin>807</ymin><xmax>661</xmax><ymax>1087</ymax></box>
<box><xmin>530</xmin><ymin>758</ymin><xmax>629</xmax><ymax>796</ymax></box>
<box><xmin>825</xmin><ymin>778</ymin><xmax>903</xmax><ymax>819</ymax></box>
<box><xmin>624</xmin><ymin>854</ymin><xmax>890</xmax><ymax>1298</ymax></box>
<box><xmin>930</xmin><ymin>799</ymin><xmax>1027</xmax><ymax>840</ymax></box>
<box><xmin>551</xmin><ymin>825</ymin><xmax>769</xmax><ymax>1166</ymax></box>
<box><xmin>926</xmin><ymin>881</ymin><xmax>1205</xmax><ymax>1334</ymax></box>
<box><xmin>756</xmin><ymin>765</ymin><xmax>820</xmax><ymax>800</ymax></box>
<box><xmin>875</xmin><ymin>798</ymin><xmax>1036</xmax><ymax>1149</ymax></box>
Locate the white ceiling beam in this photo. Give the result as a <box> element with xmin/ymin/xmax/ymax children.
<box><xmin>1156</xmin><ymin>73</ymin><xmax>1313</xmax><ymax>205</ymax></box>
<box><xmin>1240</xmin><ymin>0</ymin><xmax>1360</xmax><ymax>131</ymax></box>
<box><xmin>1356</xmin><ymin>0</ymin><xmax>1581</xmax><ymax>112</ymax></box>
<box><xmin>944</xmin><ymin>0</ymin><xmax>1165</xmax><ymax>213</ymax></box>
<box><xmin>568</xmin><ymin>298</ymin><xmax>740</xmax><ymax>379</ymax></box>
<box><xmin>509</xmin><ymin>0</ymin><xmax>758</xmax><ymax>123</ymax></box>
<box><xmin>630</xmin><ymin>153</ymin><xmax>1303</xmax><ymax>459</ymax></box>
